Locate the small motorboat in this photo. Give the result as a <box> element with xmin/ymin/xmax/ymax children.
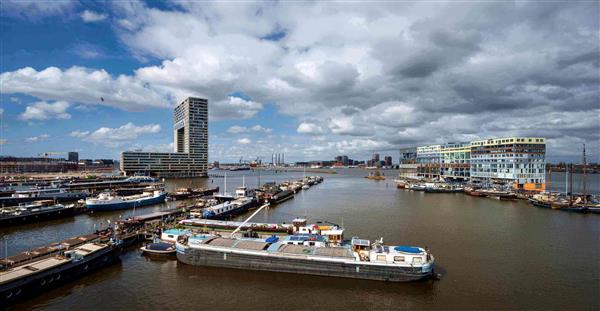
<box><xmin>140</xmin><ymin>242</ymin><xmax>176</xmax><ymax>255</ymax></box>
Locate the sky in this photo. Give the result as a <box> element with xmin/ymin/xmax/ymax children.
<box><xmin>0</xmin><ymin>1</ymin><xmax>598</xmax><ymax>163</ymax></box>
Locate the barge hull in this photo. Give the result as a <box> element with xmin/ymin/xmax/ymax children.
<box><xmin>177</xmin><ymin>248</ymin><xmax>431</xmax><ymax>282</ymax></box>
<box><xmin>0</xmin><ymin>194</ymin><xmax>87</xmax><ymax>207</ymax></box>
<box><xmin>0</xmin><ymin>208</ymin><xmax>76</xmax><ymax>227</ymax></box>
<box><xmin>86</xmin><ymin>194</ymin><xmax>166</xmax><ymax>211</ymax></box>
<box><xmin>0</xmin><ymin>247</ymin><xmax>121</xmax><ymax>306</ymax></box>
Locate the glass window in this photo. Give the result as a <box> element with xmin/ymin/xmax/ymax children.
<box><xmin>412</xmin><ymin>257</ymin><xmax>423</xmax><ymax>264</ymax></box>
<box><xmin>376</xmin><ymin>255</ymin><xmax>387</xmax><ymax>262</ymax></box>
<box><xmin>394</xmin><ymin>256</ymin><xmax>405</xmax><ymax>262</ymax></box>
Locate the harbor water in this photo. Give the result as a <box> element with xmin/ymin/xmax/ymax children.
<box><xmin>2</xmin><ymin>169</ymin><xmax>598</xmax><ymax>310</ymax></box>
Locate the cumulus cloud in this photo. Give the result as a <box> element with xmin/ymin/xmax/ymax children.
<box><xmin>1</xmin><ymin>67</ymin><xmax>170</xmax><ymax>111</ymax></box>
<box><xmin>1</xmin><ymin>0</ymin><xmax>77</xmax><ymax>20</ymax></box>
<box><xmin>250</xmin><ymin>125</ymin><xmax>272</xmax><ymax>133</ymax></box>
<box><xmin>19</xmin><ymin>101</ymin><xmax>71</xmax><ymax>121</ymax></box>
<box><xmin>227</xmin><ymin>124</ymin><xmax>272</xmax><ymax>134</ymax></box>
<box><xmin>227</xmin><ymin>125</ymin><xmax>247</xmax><ymax>134</ymax></box>
<box><xmin>72</xmin><ymin>43</ymin><xmax>105</xmax><ymax>59</ymax></box>
<box><xmin>297</xmin><ymin>122</ymin><xmax>324</xmax><ymax>135</ymax></box>
<box><xmin>80</xmin><ymin>10</ymin><xmax>107</xmax><ymax>22</ymax></box>
<box><xmin>25</xmin><ymin>134</ymin><xmax>50</xmax><ymax>143</ymax></box>
<box><xmin>70</xmin><ymin>122</ymin><xmax>161</xmax><ymax>147</ymax></box>
<box><xmin>237</xmin><ymin>138</ymin><xmax>252</xmax><ymax>144</ymax></box>
<box><xmin>211</xmin><ymin>96</ymin><xmax>264</xmax><ymax>121</ymax></box>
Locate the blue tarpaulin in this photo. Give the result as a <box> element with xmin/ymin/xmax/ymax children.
<box><xmin>266</xmin><ymin>236</ymin><xmax>279</xmax><ymax>243</ymax></box>
<box><xmin>394</xmin><ymin>246</ymin><xmax>422</xmax><ymax>253</ymax></box>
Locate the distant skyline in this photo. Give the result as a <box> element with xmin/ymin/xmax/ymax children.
<box><xmin>0</xmin><ymin>1</ymin><xmax>598</xmax><ymax>163</ymax></box>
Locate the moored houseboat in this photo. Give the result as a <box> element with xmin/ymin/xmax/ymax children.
<box><xmin>0</xmin><ymin>200</ymin><xmax>77</xmax><ymax>227</ymax></box>
<box><xmin>85</xmin><ymin>189</ymin><xmax>166</xmax><ymax>211</ymax></box>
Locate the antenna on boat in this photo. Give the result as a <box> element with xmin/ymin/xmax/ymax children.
<box><xmin>242</xmin><ymin>175</ymin><xmax>245</xmax><ymax>188</ymax></box>
<box><xmin>224</xmin><ymin>172</ymin><xmax>227</xmax><ymax>195</ymax></box>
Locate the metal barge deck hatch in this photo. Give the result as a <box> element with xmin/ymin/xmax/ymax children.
<box><xmin>206</xmin><ymin>238</ymin><xmax>270</xmax><ymax>251</ymax></box>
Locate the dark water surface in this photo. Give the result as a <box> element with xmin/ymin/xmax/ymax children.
<box><xmin>3</xmin><ymin>169</ymin><xmax>598</xmax><ymax>310</ymax></box>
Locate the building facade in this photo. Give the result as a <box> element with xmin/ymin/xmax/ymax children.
<box><xmin>470</xmin><ymin>137</ymin><xmax>546</xmax><ymax>190</ymax></box>
<box><xmin>397</xmin><ymin>147</ymin><xmax>418</xmax><ymax>179</ymax></box>
<box><xmin>121</xmin><ymin>97</ymin><xmax>208</xmax><ymax>177</ymax></box>
<box><xmin>384</xmin><ymin>156</ymin><xmax>392</xmax><ymax>167</ymax></box>
<box><xmin>0</xmin><ymin>157</ymin><xmax>78</xmax><ymax>174</ymax></box>
<box><xmin>440</xmin><ymin>142</ymin><xmax>471</xmax><ymax>180</ymax></box>
<box><xmin>410</xmin><ymin>137</ymin><xmax>546</xmax><ymax>190</ymax></box>
<box><xmin>68</xmin><ymin>152</ymin><xmax>79</xmax><ymax>163</ymax></box>
<box><xmin>416</xmin><ymin>144</ymin><xmax>441</xmax><ymax>178</ymax></box>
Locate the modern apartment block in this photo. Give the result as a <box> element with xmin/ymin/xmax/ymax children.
<box><xmin>440</xmin><ymin>142</ymin><xmax>471</xmax><ymax>180</ymax></box>
<box><xmin>416</xmin><ymin>144</ymin><xmax>441</xmax><ymax>178</ymax></box>
<box><xmin>413</xmin><ymin>137</ymin><xmax>546</xmax><ymax>190</ymax></box>
<box><xmin>470</xmin><ymin>137</ymin><xmax>546</xmax><ymax>191</ymax></box>
<box><xmin>120</xmin><ymin>97</ymin><xmax>208</xmax><ymax>178</ymax></box>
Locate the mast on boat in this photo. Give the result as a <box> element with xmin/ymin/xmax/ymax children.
<box><xmin>569</xmin><ymin>163</ymin><xmax>574</xmax><ymax>205</ymax></box>
<box><xmin>565</xmin><ymin>164</ymin><xmax>568</xmax><ymax>196</ymax></box>
<box><xmin>582</xmin><ymin>144</ymin><xmax>587</xmax><ymax>205</ymax></box>
<box><xmin>547</xmin><ymin>166</ymin><xmax>552</xmax><ymax>193</ymax></box>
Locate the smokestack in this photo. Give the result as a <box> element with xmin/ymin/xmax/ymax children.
<box><xmin>282</xmin><ymin>153</ymin><xmax>285</xmax><ymax>165</ymax></box>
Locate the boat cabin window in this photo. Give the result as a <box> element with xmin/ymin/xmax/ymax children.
<box><xmin>168</xmin><ymin>235</ymin><xmax>174</xmax><ymax>238</ymax></box>
<box><xmin>287</xmin><ymin>242</ymin><xmax>293</xmax><ymax>245</ymax></box>
<box><xmin>412</xmin><ymin>257</ymin><xmax>423</xmax><ymax>264</ymax></box>
<box><xmin>394</xmin><ymin>256</ymin><xmax>405</xmax><ymax>262</ymax></box>
<box><xmin>309</xmin><ymin>242</ymin><xmax>315</xmax><ymax>246</ymax></box>
<box><xmin>376</xmin><ymin>255</ymin><xmax>387</xmax><ymax>262</ymax></box>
